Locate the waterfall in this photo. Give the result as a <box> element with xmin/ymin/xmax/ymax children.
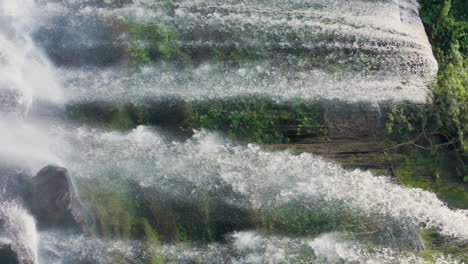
<box><xmin>0</xmin><ymin>0</ymin><xmax>465</xmax><ymax>263</ymax></box>
<box><xmin>64</xmin><ymin>126</ymin><xmax>468</xmax><ymax>239</ymax></box>
<box><xmin>0</xmin><ymin>1</ymin><xmax>63</xmax><ymax>263</ymax></box>
<box><xmin>0</xmin><ymin>0</ymin><xmax>62</xmax><ymax>115</ymax></box>
<box><xmin>33</xmin><ymin>0</ymin><xmax>437</xmax><ymax>103</ymax></box>
<box><xmin>0</xmin><ymin>202</ymin><xmax>39</xmax><ymax>264</ymax></box>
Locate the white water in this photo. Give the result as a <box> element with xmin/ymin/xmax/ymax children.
<box><xmin>34</xmin><ymin>0</ymin><xmax>437</xmax><ymax>103</ymax></box>
<box><xmin>0</xmin><ymin>0</ymin><xmax>465</xmax><ymax>263</ymax></box>
<box><xmin>0</xmin><ymin>0</ymin><xmax>62</xmax><ymax>115</ymax></box>
<box><xmin>61</xmin><ymin>126</ymin><xmax>468</xmax><ymax>240</ymax></box>
<box><xmin>40</xmin><ymin>231</ymin><xmax>464</xmax><ymax>264</ymax></box>
<box><xmin>0</xmin><ymin>1</ymin><xmax>61</xmax><ymax>263</ymax></box>
<box><xmin>309</xmin><ymin>232</ymin><xmax>462</xmax><ymax>264</ymax></box>
<box><xmin>0</xmin><ymin>202</ymin><xmax>40</xmax><ymax>264</ymax></box>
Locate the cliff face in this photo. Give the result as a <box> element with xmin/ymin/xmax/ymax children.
<box><xmin>34</xmin><ymin>0</ymin><xmax>437</xmax><ymax>103</ymax></box>
<box><xmin>1</xmin><ymin>0</ymin><xmax>467</xmax><ymax>263</ymax></box>
<box><xmin>169</xmin><ymin>0</ymin><xmax>438</xmax><ymax>102</ymax></box>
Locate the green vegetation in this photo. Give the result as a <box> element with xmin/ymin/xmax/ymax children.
<box><xmin>67</xmin><ymin>97</ymin><xmax>328</xmax><ymax>144</ymax></box>
<box><xmin>389</xmin><ymin>151</ymin><xmax>468</xmax><ymax>208</ymax></box>
<box><xmin>122</xmin><ymin>12</ymin><xmax>384</xmax><ymax>72</ymax></box>
<box><xmin>78</xmin><ymin>173</ymin><xmax>152</xmax><ymax>240</ymax></box>
<box><xmin>78</xmin><ymin>172</ymin><xmax>249</xmax><ymax>243</ymax></box>
<box><xmin>185</xmin><ymin>98</ymin><xmax>327</xmax><ymax>143</ymax></box>
<box><xmin>79</xmin><ymin>170</ymin><xmax>369</xmax><ymax>244</ymax></box>
<box><xmin>418</xmin><ymin>229</ymin><xmax>468</xmax><ymax>262</ymax></box>
<box><xmin>252</xmin><ymin>202</ymin><xmax>360</xmax><ymax>237</ymax></box>
<box><xmin>385</xmin><ymin>0</ymin><xmax>467</xmax><ymax>182</ymax></box>
<box><xmin>126</xmin><ymin>18</ymin><xmax>189</xmax><ymax>67</ymax></box>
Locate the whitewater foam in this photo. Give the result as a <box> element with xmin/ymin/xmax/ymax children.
<box><xmin>65</xmin><ymin>126</ymin><xmax>468</xmax><ymax>240</ymax></box>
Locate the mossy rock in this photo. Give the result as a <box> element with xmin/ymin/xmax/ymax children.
<box><xmin>66</xmin><ymin>97</ymin><xmax>328</xmax><ymax>144</ymax></box>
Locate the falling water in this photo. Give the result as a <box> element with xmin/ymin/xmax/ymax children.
<box><xmin>0</xmin><ymin>0</ymin><xmax>62</xmax><ymax>115</ymax></box>
<box><xmin>0</xmin><ymin>202</ymin><xmax>39</xmax><ymax>264</ymax></box>
<box><xmin>0</xmin><ymin>0</ymin><xmax>465</xmax><ymax>263</ymax></box>
<box><xmin>32</xmin><ymin>0</ymin><xmax>437</xmax><ymax>103</ymax></box>
<box><xmin>61</xmin><ymin>126</ymin><xmax>468</xmax><ymax>239</ymax></box>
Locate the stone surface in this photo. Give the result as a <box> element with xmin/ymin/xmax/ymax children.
<box><xmin>356</xmin><ymin>221</ymin><xmax>425</xmax><ymax>251</ymax></box>
<box><xmin>0</xmin><ymin>162</ymin><xmax>32</xmax><ymax>203</ymax></box>
<box><xmin>29</xmin><ymin>165</ymin><xmax>85</xmax><ymax>231</ymax></box>
<box><xmin>0</xmin><ymin>244</ymin><xmax>19</xmax><ymax>264</ymax></box>
<box><xmin>37</xmin><ymin>0</ymin><xmax>437</xmax><ymax>103</ymax></box>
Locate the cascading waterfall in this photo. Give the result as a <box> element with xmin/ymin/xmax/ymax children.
<box><xmin>62</xmin><ymin>126</ymin><xmax>468</xmax><ymax>239</ymax></box>
<box><xmin>0</xmin><ymin>203</ymin><xmax>39</xmax><ymax>264</ymax></box>
<box><xmin>0</xmin><ymin>0</ymin><xmax>62</xmax><ymax>263</ymax></box>
<box><xmin>0</xmin><ymin>0</ymin><xmax>466</xmax><ymax>264</ymax></box>
<box><xmin>35</xmin><ymin>0</ymin><xmax>437</xmax><ymax>103</ymax></box>
<box><xmin>0</xmin><ymin>0</ymin><xmax>62</xmax><ymax>115</ymax></box>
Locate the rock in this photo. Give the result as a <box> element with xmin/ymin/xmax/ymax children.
<box><xmin>357</xmin><ymin>221</ymin><xmax>424</xmax><ymax>251</ymax></box>
<box><xmin>0</xmin><ymin>244</ymin><xmax>19</xmax><ymax>264</ymax></box>
<box><xmin>29</xmin><ymin>165</ymin><xmax>85</xmax><ymax>231</ymax></box>
<box><xmin>33</xmin><ymin>15</ymin><xmax>125</xmax><ymax>67</ymax></box>
<box><xmin>373</xmin><ymin>225</ymin><xmax>424</xmax><ymax>251</ymax></box>
<box><xmin>0</xmin><ymin>162</ymin><xmax>32</xmax><ymax>203</ymax></box>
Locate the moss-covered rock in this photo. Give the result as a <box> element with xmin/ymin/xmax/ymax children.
<box><xmin>66</xmin><ymin>97</ymin><xmax>329</xmax><ymax>144</ymax></box>
<box><xmin>418</xmin><ymin>228</ymin><xmax>468</xmax><ymax>263</ymax></box>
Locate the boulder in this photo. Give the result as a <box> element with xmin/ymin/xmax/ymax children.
<box><xmin>0</xmin><ymin>244</ymin><xmax>19</xmax><ymax>264</ymax></box>
<box><xmin>29</xmin><ymin>166</ymin><xmax>85</xmax><ymax>231</ymax></box>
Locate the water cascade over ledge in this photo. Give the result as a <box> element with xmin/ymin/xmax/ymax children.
<box><xmin>1</xmin><ymin>0</ymin><xmax>466</xmax><ymax>264</ymax></box>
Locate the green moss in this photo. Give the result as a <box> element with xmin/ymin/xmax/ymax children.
<box><xmin>79</xmin><ymin>172</ymin><xmax>249</xmax><ymax>243</ymax></box>
<box><xmin>419</xmin><ymin>229</ymin><xmax>468</xmax><ymax>263</ymax></box>
<box><xmin>67</xmin><ymin>97</ymin><xmax>328</xmax><ymax>144</ymax></box>
<box><xmin>390</xmin><ymin>152</ymin><xmax>468</xmax><ymax>208</ymax></box>
<box><xmin>142</xmin><ymin>218</ymin><xmax>160</xmax><ymax>246</ymax></box>
<box><xmin>126</xmin><ymin>18</ymin><xmax>190</xmax><ymax>67</ymax></box>
<box><xmin>80</xmin><ymin>175</ymin><xmax>142</xmax><ymax>239</ymax></box>
<box><xmin>252</xmin><ymin>202</ymin><xmax>359</xmax><ymax>236</ymax></box>
<box><xmin>180</xmin><ymin>97</ymin><xmax>327</xmax><ymax>143</ymax></box>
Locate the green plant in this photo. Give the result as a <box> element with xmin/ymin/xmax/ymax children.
<box><xmin>385</xmin><ymin>0</ymin><xmax>468</xmax><ymax>182</ymax></box>
<box><xmin>186</xmin><ymin>97</ymin><xmax>327</xmax><ymax>144</ymax></box>
<box><xmin>127</xmin><ymin>20</ymin><xmax>190</xmax><ymax>66</ymax></box>
<box><xmin>67</xmin><ymin>97</ymin><xmax>328</xmax><ymax>144</ymax></box>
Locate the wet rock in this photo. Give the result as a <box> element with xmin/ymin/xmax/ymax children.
<box><xmin>373</xmin><ymin>225</ymin><xmax>424</xmax><ymax>251</ymax></box>
<box><xmin>29</xmin><ymin>165</ymin><xmax>85</xmax><ymax>231</ymax></box>
<box><xmin>0</xmin><ymin>162</ymin><xmax>32</xmax><ymax>203</ymax></box>
<box><xmin>34</xmin><ymin>15</ymin><xmax>125</xmax><ymax>67</ymax></box>
<box><xmin>0</xmin><ymin>244</ymin><xmax>19</xmax><ymax>264</ymax></box>
<box><xmin>358</xmin><ymin>222</ymin><xmax>424</xmax><ymax>251</ymax></box>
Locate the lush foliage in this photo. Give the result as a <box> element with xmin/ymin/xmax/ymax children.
<box><xmin>67</xmin><ymin>97</ymin><xmax>328</xmax><ymax>144</ymax></box>
<box><xmin>127</xmin><ymin>18</ymin><xmax>189</xmax><ymax>67</ymax></box>
<box><xmin>418</xmin><ymin>229</ymin><xmax>468</xmax><ymax>262</ymax></box>
<box><xmin>387</xmin><ymin>0</ymin><xmax>467</xmax><ymax>181</ymax></box>
<box><xmin>185</xmin><ymin>98</ymin><xmax>327</xmax><ymax>144</ymax></box>
<box><xmin>252</xmin><ymin>202</ymin><xmax>359</xmax><ymax>237</ymax></box>
<box><xmin>79</xmin><ymin>172</ymin><xmax>250</xmax><ymax>243</ymax></box>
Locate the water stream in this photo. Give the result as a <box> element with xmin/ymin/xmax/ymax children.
<box><xmin>0</xmin><ymin>0</ymin><xmax>465</xmax><ymax>263</ymax></box>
